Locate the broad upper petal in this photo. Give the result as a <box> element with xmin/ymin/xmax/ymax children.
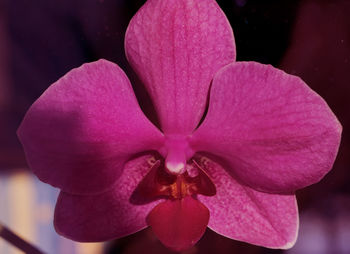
<box><xmin>18</xmin><ymin>59</ymin><xmax>164</xmax><ymax>195</ymax></box>
<box><xmin>196</xmin><ymin>156</ymin><xmax>298</xmax><ymax>249</ymax></box>
<box><xmin>54</xmin><ymin>155</ymin><xmax>161</xmax><ymax>241</ymax></box>
<box><xmin>125</xmin><ymin>0</ymin><xmax>236</xmax><ymax>134</ymax></box>
<box><xmin>191</xmin><ymin>62</ymin><xmax>342</xmax><ymax>193</ymax></box>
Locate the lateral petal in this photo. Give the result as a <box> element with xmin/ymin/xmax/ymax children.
<box><xmin>196</xmin><ymin>157</ymin><xmax>298</xmax><ymax>249</ymax></box>
<box><xmin>18</xmin><ymin>59</ymin><xmax>164</xmax><ymax>194</ymax></box>
<box><xmin>125</xmin><ymin>0</ymin><xmax>236</xmax><ymax>134</ymax></box>
<box><xmin>54</xmin><ymin>155</ymin><xmax>161</xmax><ymax>241</ymax></box>
<box><xmin>192</xmin><ymin>62</ymin><xmax>342</xmax><ymax>193</ymax></box>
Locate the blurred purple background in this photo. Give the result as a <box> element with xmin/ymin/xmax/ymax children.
<box><xmin>0</xmin><ymin>0</ymin><xmax>349</xmax><ymax>253</ymax></box>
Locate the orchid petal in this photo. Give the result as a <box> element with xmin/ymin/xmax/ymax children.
<box><xmin>125</xmin><ymin>0</ymin><xmax>236</xmax><ymax>134</ymax></box>
<box><xmin>147</xmin><ymin>196</ymin><xmax>209</xmax><ymax>251</ymax></box>
<box><xmin>196</xmin><ymin>157</ymin><xmax>298</xmax><ymax>249</ymax></box>
<box><xmin>17</xmin><ymin>59</ymin><xmax>164</xmax><ymax>195</ymax></box>
<box><xmin>54</xmin><ymin>155</ymin><xmax>161</xmax><ymax>241</ymax></box>
<box><xmin>191</xmin><ymin>62</ymin><xmax>342</xmax><ymax>193</ymax></box>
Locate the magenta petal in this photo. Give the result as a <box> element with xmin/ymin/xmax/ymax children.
<box><xmin>54</xmin><ymin>155</ymin><xmax>161</xmax><ymax>241</ymax></box>
<box><xmin>192</xmin><ymin>62</ymin><xmax>342</xmax><ymax>193</ymax></box>
<box><xmin>147</xmin><ymin>196</ymin><xmax>209</xmax><ymax>251</ymax></box>
<box><xmin>197</xmin><ymin>157</ymin><xmax>298</xmax><ymax>249</ymax></box>
<box><xmin>125</xmin><ymin>0</ymin><xmax>236</xmax><ymax>134</ymax></box>
<box><xmin>17</xmin><ymin>59</ymin><xmax>164</xmax><ymax>194</ymax></box>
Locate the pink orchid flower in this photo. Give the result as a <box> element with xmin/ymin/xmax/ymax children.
<box><xmin>18</xmin><ymin>0</ymin><xmax>341</xmax><ymax>252</ymax></box>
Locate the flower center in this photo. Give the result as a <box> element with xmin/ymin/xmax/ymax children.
<box><xmin>130</xmin><ymin>155</ymin><xmax>216</xmax><ymax>251</ymax></box>
<box><xmin>159</xmin><ymin>135</ymin><xmax>195</xmax><ymax>175</ymax></box>
<box><xmin>130</xmin><ymin>157</ymin><xmax>216</xmax><ymax>204</ymax></box>
<box><xmin>158</xmin><ymin>171</ymin><xmax>207</xmax><ymax>199</ymax></box>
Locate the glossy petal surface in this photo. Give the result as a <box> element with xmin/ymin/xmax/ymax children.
<box><xmin>54</xmin><ymin>156</ymin><xmax>161</xmax><ymax>241</ymax></box>
<box><xmin>192</xmin><ymin>62</ymin><xmax>342</xmax><ymax>193</ymax></box>
<box><xmin>147</xmin><ymin>196</ymin><xmax>209</xmax><ymax>251</ymax></box>
<box><xmin>125</xmin><ymin>0</ymin><xmax>236</xmax><ymax>134</ymax></box>
<box><xmin>196</xmin><ymin>156</ymin><xmax>298</xmax><ymax>249</ymax></box>
<box><xmin>18</xmin><ymin>60</ymin><xmax>164</xmax><ymax>194</ymax></box>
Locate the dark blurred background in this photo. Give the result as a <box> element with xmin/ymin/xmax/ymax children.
<box><xmin>0</xmin><ymin>0</ymin><xmax>349</xmax><ymax>253</ymax></box>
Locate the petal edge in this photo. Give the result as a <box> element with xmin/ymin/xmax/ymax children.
<box><xmin>18</xmin><ymin>59</ymin><xmax>164</xmax><ymax>194</ymax></box>
<box><xmin>196</xmin><ymin>156</ymin><xmax>299</xmax><ymax>249</ymax></box>
<box><xmin>192</xmin><ymin>62</ymin><xmax>342</xmax><ymax>193</ymax></box>
<box><xmin>54</xmin><ymin>155</ymin><xmax>161</xmax><ymax>241</ymax></box>
<box><xmin>125</xmin><ymin>0</ymin><xmax>236</xmax><ymax>134</ymax></box>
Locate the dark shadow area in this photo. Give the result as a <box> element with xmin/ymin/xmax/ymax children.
<box><xmin>105</xmin><ymin>227</ymin><xmax>284</xmax><ymax>254</ymax></box>
<box><xmin>217</xmin><ymin>0</ymin><xmax>300</xmax><ymax>64</ymax></box>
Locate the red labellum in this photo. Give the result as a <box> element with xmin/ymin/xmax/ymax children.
<box><xmin>130</xmin><ymin>157</ymin><xmax>216</xmax><ymax>250</ymax></box>
<box><xmin>146</xmin><ymin>196</ymin><xmax>209</xmax><ymax>252</ymax></box>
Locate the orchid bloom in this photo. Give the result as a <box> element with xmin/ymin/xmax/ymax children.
<box><xmin>18</xmin><ymin>0</ymin><xmax>341</xmax><ymax>252</ymax></box>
